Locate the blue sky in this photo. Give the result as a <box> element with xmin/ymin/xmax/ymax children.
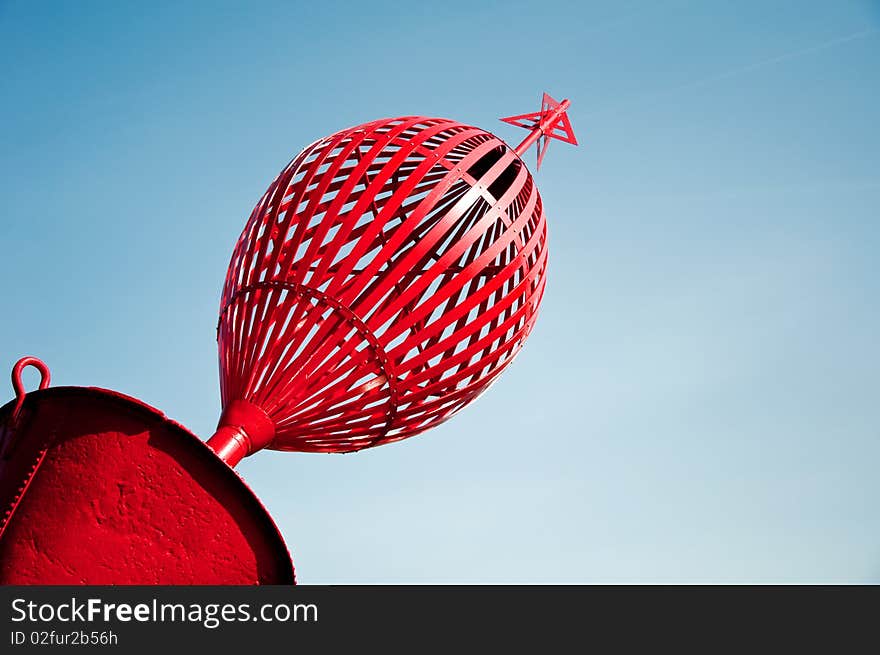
<box><xmin>1</xmin><ymin>0</ymin><xmax>878</xmax><ymax>582</ymax></box>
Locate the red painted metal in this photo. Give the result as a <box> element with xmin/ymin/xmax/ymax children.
<box><xmin>500</xmin><ymin>93</ymin><xmax>578</xmax><ymax>170</ymax></box>
<box><xmin>0</xmin><ymin>96</ymin><xmax>577</xmax><ymax>584</ymax></box>
<box><xmin>0</xmin><ymin>361</ymin><xmax>294</xmax><ymax>585</ymax></box>
<box><xmin>10</xmin><ymin>356</ymin><xmax>50</xmax><ymax>426</ymax></box>
<box><xmin>209</xmin><ymin>100</ymin><xmax>577</xmax><ymax>463</ymax></box>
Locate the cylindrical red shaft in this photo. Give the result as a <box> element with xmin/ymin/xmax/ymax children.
<box><xmin>207</xmin><ymin>399</ymin><xmax>276</xmax><ymax>467</ymax></box>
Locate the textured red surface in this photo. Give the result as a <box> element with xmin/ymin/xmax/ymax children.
<box><xmin>0</xmin><ymin>388</ymin><xmax>294</xmax><ymax>585</ymax></box>
<box><xmin>216</xmin><ymin>116</ymin><xmax>548</xmax><ymax>454</ymax></box>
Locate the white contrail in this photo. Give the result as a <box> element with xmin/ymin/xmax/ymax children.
<box><xmin>586</xmin><ymin>28</ymin><xmax>879</xmax><ymax>117</ymax></box>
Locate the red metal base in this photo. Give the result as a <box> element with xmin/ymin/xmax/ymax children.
<box><xmin>0</xmin><ymin>386</ymin><xmax>294</xmax><ymax>585</ymax></box>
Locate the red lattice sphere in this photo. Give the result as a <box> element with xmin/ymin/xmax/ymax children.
<box><xmin>218</xmin><ymin>116</ymin><xmax>547</xmax><ymax>453</ymax></box>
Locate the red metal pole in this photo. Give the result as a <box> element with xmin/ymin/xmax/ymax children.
<box><xmin>513</xmin><ymin>98</ymin><xmax>571</xmax><ymax>156</ymax></box>
<box><xmin>207</xmin><ymin>399</ymin><xmax>276</xmax><ymax>467</ymax></box>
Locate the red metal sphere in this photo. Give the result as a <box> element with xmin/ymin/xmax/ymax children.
<box><xmin>216</xmin><ymin>116</ymin><xmax>548</xmax><ymax>455</ymax></box>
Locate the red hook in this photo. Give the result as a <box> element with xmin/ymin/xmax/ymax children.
<box><xmin>11</xmin><ymin>356</ymin><xmax>51</xmax><ymax>423</ymax></box>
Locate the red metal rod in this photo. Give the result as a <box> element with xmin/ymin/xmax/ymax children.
<box><xmin>513</xmin><ymin>98</ymin><xmax>571</xmax><ymax>156</ymax></box>
<box><xmin>10</xmin><ymin>356</ymin><xmax>51</xmax><ymax>425</ymax></box>
<box><xmin>207</xmin><ymin>399</ymin><xmax>276</xmax><ymax>467</ymax></box>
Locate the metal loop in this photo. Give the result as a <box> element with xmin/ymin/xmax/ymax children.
<box><xmin>11</xmin><ymin>356</ymin><xmax>51</xmax><ymax>422</ymax></box>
